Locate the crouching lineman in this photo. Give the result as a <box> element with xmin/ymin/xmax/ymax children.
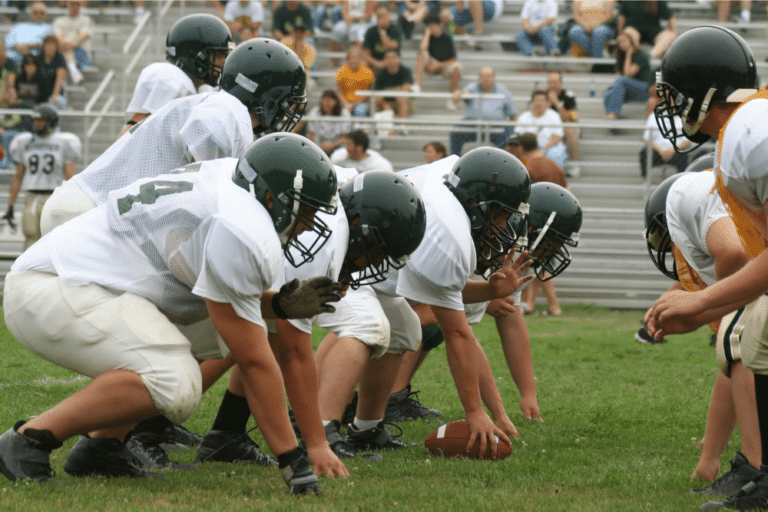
<box><xmin>195</xmin><ymin>169</ymin><xmax>428</xmax><ymax>471</ymax></box>
<box><xmin>0</xmin><ymin>137</ymin><xmax>341</xmax><ymax>495</ymax></box>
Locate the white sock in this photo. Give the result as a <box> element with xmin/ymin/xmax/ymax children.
<box><xmin>353</xmin><ymin>418</ymin><xmax>381</xmax><ymax>431</ymax></box>
<box><xmin>741</xmin><ymin>9</ymin><xmax>750</xmax><ymax>22</ymax></box>
<box><xmin>322</xmin><ymin>420</ymin><xmax>331</xmax><ymax>427</ymax></box>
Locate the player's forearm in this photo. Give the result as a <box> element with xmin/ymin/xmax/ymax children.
<box><xmin>474</xmin><ymin>338</ymin><xmax>509</xmax><ymax>421</ymax></box>
<box><xmin>462</xmin><ymin>279</ymin><xmax>495</xmax><ymax>303</ymax></box>
<box><xmin>697</xmin><ymin>250</ymin><xmax>768</xmax><ymax>320</ymax></box>
<box><xmin>496</xmin><ymin>311</ymin><xmax>537</xmax><ymax>400</ymax></box>
<box><xmin>444</xmin><ymin>330</ymin><xmax>484</xmax><ymax>416</ymax></box>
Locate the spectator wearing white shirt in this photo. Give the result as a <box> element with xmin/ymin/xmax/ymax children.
<box><xmin>223</xmin><ymin>0</ymin><xmax>264</xmax><ymax>42</ymax></box>
<box><xmin>5</xmin><ymin>2</ymin><xmax>53</xmax><ymax>63</ymax></box>
<box><xmin>516</xmin><ymin>0</ymin><xmax>559</xmax><ymax>56</ymax></box>
<box><xmin>515</xmin><ymin>89</ymin><xmax>567</xmax><ymax>168</ymax></box>
<box><xmin>639</xmin><ymin>91</ymin><xmax>691</xmax><ymax>177</ymax></box>
<box><xmin>52</xmin><ymin>0</ymin><xmax>92</xmax><ymax>85</ymax></box>
<box><xmin>330</xmin><ymin>129</ymin><xmax>394</xmax><ymax>173</ymax></box>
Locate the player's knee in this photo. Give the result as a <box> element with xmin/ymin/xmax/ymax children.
<box><xmin>143</xmin><ymin>361</ymin><xmax>203</xmax><ymax>424</ymax></box>
<box><xmin>421</xmin><ymin>323</ymin><xmax>445</xmax><ymax>352</ymax></box>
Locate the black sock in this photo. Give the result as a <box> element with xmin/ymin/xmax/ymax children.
<box><xmin>211</xmin><ymin>390</ymin><xmax>251</xmax><ymax>434</ymax></box>
<box><xmin>133</xmin><ymin>415</ymin><xmax>173</xmax><ymax>435</ymax></box>
<box><xmin>753</xmin><ymin>373</ymin><xmax>768</xmax><ymax>468</ymax></box>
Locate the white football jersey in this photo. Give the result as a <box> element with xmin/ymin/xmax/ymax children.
<box><xmin>372</xmin><ymin>155</ymin><xmax>476</xmax><ymax>311</ymax></box>
<box><xmin>10</xmin><ymin>131</ymin><xmax>82</xmax><ymax>191</ymax></box>
<box><xmin>74</xmin><ymin>90</ymin><xmax>253</xmax><ymax>205</ymax></box>
<box><xmin>13</xmin><ymin>158</ymin><xmax>281</xmax><ymax>329</ymax></box>
<box><xmin>718</xmin><ymin>98</ymin><xmax>768</xmax><ymax>211</ymax></box>
<box><xmin>126</xmin><ymin>62</ymin><xmax>198</xmax><ymax>116</ymax></box>
<box><xmin>666</xmin><ymin>172</ymin><xmax>727</xmax><ymax>286</ymax></box>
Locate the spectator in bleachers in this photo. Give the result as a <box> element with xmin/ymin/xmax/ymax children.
<box><xmin>422</xmin><ymin>140</ymin><xmax>447</xmax><ymax>162</ymax></box>
<box><xmin>447</xmin><ymin>0</ymin><xmax>504</xmax><ymax>43</ymax></box>
<box><xmin>617</xmin><ymin>0</ymin><xmax>676</xmax><ymax>59</ymax></box>
<box><xmin>514</xmin><ymin>89</ymin><xmax>567</xmax><ymax>168</ymax></box>
<box><xmin>567</xmin><ymin>0</ymin><xmax>616</xmax><ymax>58</ymax></box>
<box><xmin>715</xmin><ymin>0</ymin><xmax>752</xmax><ymax>23</ymax></box>
<box><xmin>330</xmin><ymin>129</ymin><xmax>394</xmax><ymax>173</ymax></box>
<box><xmin>223</xmin><ymin>0</ymin><xmax>263</xmax><ymax>42</ymax></box>
<box><xmin>413</xmin><ymin>13</ymin><xmax>462</xmax><ymax>107</ymax></box>
<box><xmin>15</xmin><ymin>54</ymin><xmax>46</xmax><ymax>105</ymax></box>
<box><xmin>53</xmin><ymin>0</ymin><xmax>92</xmax><ymax>86</ymax></box>
<box><xmin>639</xmin><ymin>87</ymin><xmax>691</xmax><ymax>177</ymax></box>
<box><xmin>328</xmin><ymin>0</ymin><xmax>376</xmax><ymax>62</ymax></box>
<box><xmin>0</xmin><ymin>40</ymin><xmax>18</xmax><ymax>106</ymax></box>
<box><xmin>312</xmin><ymin>1</ymin><xmax>343</xmax><ymax>34</ymax></box>
<box><xmin>0</xmin><ymin>88</ymin><xmax>33</xmax><ymax>170</ymax></box>
<box><xmin>37</xmin><ymin>35</ymin><xmax>67</xmax><ymax>110</ymax></box>
<box><xmin>362</xmin><ymin>3</ymin><xmax>403</xmax><ymax>72</ymax></box>
<box><xmin>503</xmin><ymin>132</ymin><xmax>525</xmax><ymax>161</ymax></box>
<box><xmin>449</xmin><ymin>66</ymin><xmax>516</xmax><ymax>156</ymax></box>
<box><xmin>546</xmin><ymin>70</ymin><xmax>580</xmax><ymax>177</ymax></box>
<box><xmin>396</xmin><ymin>0</ymin><xmax>440</xmax><ymax>40</ymax></box>
<box><xmin>516</xmin><ymin>0</ymin><xmax>559</xmax><ymax>57</ymax></box>
<box><xmin>373</xmin><ymin>49</ymin><xmax>413</xmax><ymax>121</ymax></box>
<box><xmin>335</xmin><ymin>44</ymin><xmax>374</xmax><ymax>117</ymax></box>
<box><xmin>5</xmin><ymin>1</ymin><xmax>53</xmax><ymax>63</ymax></box>
<box><xmin>272</xmin><ymin>0</ymin><xmax>313</xmax><ymax>40</ymax></box>
<box><xmin>281</xmin><ymin>21</ymin><xmax>316</xmax><ymax>74</ymax></box>
<box><xmin>307</xmin><ymin>89</ymin><xmax>352</xmax><ymax>156</ymax></box>
<box><xmin>603</xmin><ymin>28</ymin><xmax>652</xmax><ymax>127</ymax></box>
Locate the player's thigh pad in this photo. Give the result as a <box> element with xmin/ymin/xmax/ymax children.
<box><xmin>175</xmin><ymin>317</ymin><xmax>230</xmax><ymax>360</ymax></box>
<box><xmin>717</xmin><ymin>306</ymin><xmax>746</xmax><ymax>377</ymax></box>
<box><xmin>3</xmin><ymin>271</ymin><xmax>202</xmax><ymax>423</ymax></box>
<box><xmin>376</xmin><ymin>290</ymin><xmax>421</xmax><ymax>354</ymax></box>
<box><xmin>316</xmin><ymin>286</ymin><xmax>391</xmax><ymax>358</ymax></box>
<box><xmin>39</xmin><ymin>179</ymin><xmax>96</xmax><ymax>236</ymax></box>
<box><xmin>735</xmin><ymin>295</ymin><xmax>768</xmax><ymax>376</ymax></box>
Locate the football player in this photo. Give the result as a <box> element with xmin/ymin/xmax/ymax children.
<box><xmin>645</xmin><ymin>25</ymin><xmax>768</xmax><ymax>510</ymax></box>
<box><xmin>3</xmin><ymin>104</ymin><xmax>81</xmax><ymax>250</ymax></box>
<box><xmin>643</xmin><ymin>160</ymin><xmax>756</xmax><ymax>496</ymax></box>
<box><xmin>118</xmin><ymin>13</ymin><xmax>236</xmax><ymax>139</ymax></box>
<box><xmin>0</xmin><ymin>135</ymin><xmax>339</xmax><ymax>496</ymax></box>
<box><xmin>39</xmin><ymin>38</ymin><xmax>307</xmax><ymax>235</ymax></box>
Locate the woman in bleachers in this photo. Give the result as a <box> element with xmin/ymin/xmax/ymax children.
<box><xmin>15</xmin><ymin>54</ymin><xmax>46</xmax><ymax>105</ymax></box>
<box><xmin>307</xmin><ymin>89</ymin><xmax>352</xmax><ymax>156</ymax></box>
<box><xmin>36</xmin><ymin>34</ymin><xmax>67</xmax><ymax>110</ymax></box>
<box><xmin>602</xmin><ymin>28</ymin><xmax>652</xmax><ymax>128</ymax></box>
<box><xmin>567</xmin><ymin>0</ymin><xmax>617</xmax><ymax>58</ymax></box>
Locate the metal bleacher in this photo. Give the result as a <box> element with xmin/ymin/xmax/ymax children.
<box><xmin>0</xmin><ymin>0</ymin><xmax>762</xmax><ymax>310</ymax></box>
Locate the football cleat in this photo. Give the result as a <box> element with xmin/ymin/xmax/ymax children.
<box><xmin>158</xmin><ymin>422</ymin><xmax>202</xmax><ymax>451</ymax></box>
<box><xmin>125</xmin><ymin>432</ymin><xmax>198</xmax><ymax>471</ymax></box>
<box><xmin>345</xmin><ymin>421</ymin><xmax>409</xmax><ymax>451</ymax></box>
<box><xmin>324</xmin><ymin>420</ymin><xmax>382</xmax><ymax>462</ymax></box>
<box><xmin>0</xmin><ymin>421</ymin><xmax>61</xmax><ymax>483</ymax></box>
<box><xmin>699</xmin><ymin>468</ymin><xmax>768</xmax><ymax>511</ymax></box>
<box><xmin>64</xmin><ymin>435</ymin><xmax>163</xmax><ymax>479</ymax></box>
<box><xmin>194</xmin><ymin>429</ymin><xmax>277</xmax><ymax>466</ymax></box>
<box><xmin>384</xmin><ymin>384</ymin><xmax>443</xmax><ymax>423</ymax></box>
<box><xmin>692</xmin><ymin>452</ymin><xmax>760</xmax><ymax>497</ymax></box>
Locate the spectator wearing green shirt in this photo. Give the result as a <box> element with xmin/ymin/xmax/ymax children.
<box><xmin>272</xmin><ymin>0</ymin><xmax>314</xmax><ymax>40</ymax></box>
<box><xmin>373</xmin><ymin>49</ymin><xmax>413</xmax><ymax>120</ymax></box>
<box><xmin>603</xmin><ymin>28</ymin><xmax>652</xmax><ymax>126</ymax></box>
<box><xmin>362</xmin><ymin>3</ymin><xmax>403</xmax><ymax>72</ymax></box>
<box><xmin>617</xmin><ymin>0</ymin><xmax>676</xmax><ymax>58</ymax></box>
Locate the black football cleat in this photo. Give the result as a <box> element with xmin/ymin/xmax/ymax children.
<box><xmin>194</xmin><ymin>430</ymin><xmax>277</xmax><ymax>466</ymax></box>
<box><xmin>0</xmin><ymin>421</ymin><xmax>61</xmax><ymax>483</ymax></box>
<box><xmin>64</xmin><ymin>435</ymin><xmax>164</xmax><ymax>479</ymax></box>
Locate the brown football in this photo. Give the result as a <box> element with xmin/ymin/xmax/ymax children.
<box><xmin>424</xmin><ymin>419</ymin><xmax>512</xmax><ymax>460</ymax></box>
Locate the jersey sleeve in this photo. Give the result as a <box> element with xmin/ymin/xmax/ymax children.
<box><xmin>60</xmin><ymin>132</ymin><xmax>82</xmax><ymax>163</ymax></box>
<box><xmin>9</xmin><ymin>132</ymin><xmax>31</xmax><ymax>164</ymax></box>
<box><xmin>179</xmin><ymin>96</ymin><xmax>252</xmax><ymax>163</ymax></box>
<box><xmin>127</xmin><ymin>66</ymin><xmax>196</xmax><ymax>115</ymax></box>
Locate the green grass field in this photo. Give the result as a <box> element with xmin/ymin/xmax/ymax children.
<box><xmin>0</xmin><ymin>304</ymin><xmax>731</xmax><ymax>511</ymax></box>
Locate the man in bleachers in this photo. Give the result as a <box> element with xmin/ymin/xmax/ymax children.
<box><xmin>223</xmin><ymin>0</ymin><xmax>264</xmax><ymax>42</ymax></box>
<box><xmin>4</xmin><ymin>2</ymin><xmax>53</xmax><ymax>63</ymax></box>
<box><xmin>330</xmin><ymin>129</ymin><xmax>394</xmax><ymax>173</ymax></box>
<box><xmin>514</xmin><ymin>89</ymin><xmax>568</xmax><ymax>168</ymax></box>
<box><xmin>423</xmin><ymin>141</ymin><xmax>447</xmax><ymax>163</ymax></box>
<box><xmin>373</xmin><ymin>49</ymin><xmax>413</xmax><ymax>123</ymax></box>
<box><xmin>546</xmin><ymin>71</ymin><xmax>580</xmax><ymax>177</ymax></box>
<box><xmin>361</xmin><ymin>3</ymin><xmax>403</xmax><ymax>72</ymax></box>
<box><xmin>335</xmin><ymin>45</ymin><xmax>375</xmax><ymax>117</ymax></box>
<box><xmin>413</xmin><ymin>13</ymin><xmax>462</xmax><ymax>109</ymax></box>
<box><xmin>446</xmin><ymin>0</ymin><xmax>504</xmax><ymax>46</ymax></box>
<box><xmin>53</xmin><ymin>0</ymin><xmax>92</xmax><ymax>85</ymax></box>
<box><xmin>272</xmin><ymin>0</ymin><xmax>314</xmax><ymax>40</ymax></box>
<box><xmin>516</xmin><ymin>0</ymin><xmax>559</xmax><ymax>56</ymax></box>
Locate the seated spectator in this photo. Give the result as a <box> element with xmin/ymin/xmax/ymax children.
<box><xmin>330</xmin><ymin>129</ymin><xmax>394</xmax><ymax>173</ymax></box>
<box><xmin>312</xmin><ymin>1</ymin><xmax>343</xmax><ymax>34</ymax></box>
<box><xmin>362</xmin><ymin>3</ymin><xmax>403</xmax><ymax>72</ymax></box>
<box><xmin>413</xmin><ymin>14</ymin><xmax>462</xmax><ymax>103</ymax></box>
<box><xmin>567</xmin><ymin>0</ymin><xmax>616</xmax><ymax>58</ymax></box>
<box><xmin>335</xmin><ymin>45</ymin><xmax>375</xmax><ymax>117</ymax></box>
<box><xmin>617</xmin><ymin>0</ymin><xmax>676</xmax><ymax>59</ymax></box>
<box><xmin>272</xmin><ymin>0</ymin><xmax>313</xmax><ymax>40</ymax></box>
<box><xmin>0</xmin><ymin>88</ymin><xmax>33</xmax><ymax>170</ymax></box>
<box><xmin>639</xmin><ymin>89</ymin><xmax>691</xmax><ymax>177</ymax></box>
<box><xmin>448</xmin><ymin>0</ymin><xmax>504</xmax><ymax>41</ymax></box>
<box><xmin>715</xmin><ymin>0</ymin><xmax>752</xmax><ymax>23</ymax></box>
<box><xmin>603</xmin><ymin>28</ymin><xmax>653</xmax><ymax>126</ymax></box>
<box><xmin>5</xmin><ymin>2</ymin><xmax>53</xmax><ymax>63</ymax></box>
<box><xmin>516</xmin><ymin>0</ymin><xmax>559</xmax><ymax>56</ymax></box>
<box><xmin>223</xmin><ymin>0</ymin><xmax>263</xmax><ymax>42</ymax></box>
<box><xmin>15</xmin><ymin>54</ymin><xmax>46</xmax><ymax>105</ymax></box>
<box><xmin>422</xmin><ymin>140</ymin><xmax>447</xmax><ymax>162</ymax></box>
<box><xmin>53</xmin><ymin>0</ymin><xmax>91</xmax><ymax>85</ymax></box>
<box><xmin>0</xmin><ymin>40</ymin><xmax>19</xmax><ymax>106</ymax></box>
<box><xmin>515</xmin><ymin>89</ymin><xmax>568</xmax><ymax>168</ymax></box>
<box><xmin>373</xmin><ymin>49</ymin><xmax>413</xmax><ymax>121</ymax></box>
<box><xmin>306</xmin><ymin>89</ymin><xmax>352</xmax><ymax>156</ymax></box>
<box><xmin>329</xmin><ymin>0</ymin><xmax>376</xmax><ymax>60</ymax></box>
<box><xmin>547</xmin><ymin>71</ymin><xmax>580</xmax><ymax>177</ymax></box>
<box><xmin>396</xmin><ymin>0</ymin><xmax>440</xmax><ymax>39</ymax></box>
<box><xmin>37</xmin><ymin>35</ymin><xmax>68</xmax><ymax>110</ymax></box>
<box><xmin>281</xmin><ymin>21</ymin><xmax>316</xmax><ymax>75</ymax></box>
<box><xmin>449</xmin><ymin>66</ymin><xmax>516</xmax><ymax>156</ymax></box>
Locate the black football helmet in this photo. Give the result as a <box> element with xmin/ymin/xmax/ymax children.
<box><xmin>686</xmin><ymin>152</ymin><xmax>716</xmax><ymax>174</ymax></box>
<box><xmin>32</xmin><ymin>103</ymin><xmax>58</xmax><ymax>136</ymax></box>
<box><xmin>233</xmin><ymin>133</ymin><xmax>338</xmax><ymax>267</ymax></box>
<box><xmin>219</xmin><ymin>38</ymin><xmax>307</xmax><ymax>135</ymax></box>
<box><xmin>166</xmin><ymin>13</ymin><xmax>234</xmax><ymax>87</ymax></box>
<box><xmin>445</xmin><ymin>147</ymin><xmax>531</xmax><ymax>277</ymax></box>
<box><xmin>526</xmin><ymin>183</ymin><xmax>582</xmax><ymax>281</ymax></box>
<box><xmin>339</xmin><ymin>171</ymin><xmax>426</xmax><ymax>288</ymax></box>
<box><xmin>644</xmin><ymin>173</ymin><xmax>687</xmax><ymax>280</ymax></box>
<box><xmin>655</xmin><ymin>26</ymin><xmax>757</xmax><ymax>152</ymax></box>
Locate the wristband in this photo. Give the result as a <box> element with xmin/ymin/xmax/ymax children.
<box><xmin>271</xmin><ymin>292</ymin><xmax>288</xmax><ymax>319</ymax></box>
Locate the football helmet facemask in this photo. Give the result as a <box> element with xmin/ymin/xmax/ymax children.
<box><xmin>655</xmin><ymin>26</ymin><xmax>757</xmax><ymax>153</ymax></box>
<box><xmin>445</xmin><ymin>147</ymin><xmax>531</xmax><ymax>278</ymax></box>
<box><xmin>220</xmin><ymin>38</ymin><xmax>307</xmax><ymax>135</ymax></box>
<box><xmin>32</xmin><ymin>103</ymin><xmax>58</xmax><ymax>136</ymax></box>
<box><xmin>644</xmin><ymin>173</ymin><xmax>687</xmax><ymax>280</ymax></box>
<box><xmin>526</xmin><ymin>183</ymin><xmax>582</xmax><ymax>281</ymax></box>
<box><xmin>339</xmin><ymin>171</ymin><xmax>426</xmax><ymax>288</ymax></box>
<box><xmin>166</xmin><ymin>14</ymin><xmax>235</xmax><ymax>87</ymax></box>
<box><xmin>233</xmin><ymin>133</ymin><xmax>338</xmax><ymax>267</ymax></box>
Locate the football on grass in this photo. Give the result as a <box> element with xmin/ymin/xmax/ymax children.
<box><xmin>425</xmin><ymin>420</ymin><xmax>512</xmax><ymax>460</ymax></box>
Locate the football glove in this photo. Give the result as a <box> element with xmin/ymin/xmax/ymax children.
<box><xmin>279</xmin><ymin>450</ymin><xmax>321</xmax><ymax>496</ymax></box>
<box><xmin>2</xmin><ymin>205</ymin><xmax>15</xmax><ymax>231</ymax></box>
<box><xmin>273</xmin><ymin>276</ymin><xmax>342</xmax><ymax>319</ymax></box>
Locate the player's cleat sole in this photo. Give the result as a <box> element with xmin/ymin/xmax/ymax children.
<box><xmin>64</xmin><ymin>435</ymin><xmax>164</xmax><ymax>479</ymax></box>
<box><xmin>194</xmin><ymin>430</ymin><xmax>277</xmax><ymax>466</ymax></box>
<box><xmin>0</xmin><ymin>421</ymin><xmax>61</xmax><ymax>483</ymax></box>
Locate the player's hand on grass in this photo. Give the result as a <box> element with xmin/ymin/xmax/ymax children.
<box><xmin>276</xmin><ymin>276</ymin><xmax>343</xmax><ymax>318</ymax></box>
<box><xmin>485</xmin><ymin>296</ymin><xmax>517</xmax><ymax>318</ymax></box>
<box><xmin>493</xmin><ymin>414</ymin><xmax>519</xmax><ymax>441</ymax></box>
<box><xmin>691</xmin><ymin>456</ymin><xmax>719</xmax><ymax>482</ymax></box>
<box><xmin>306</xmin><ymin>443</ymin><xmax>349</xmax><ymax>478</ymax></box>
<box><xmin>465</xmin><ymin>410</ymin><xmax>511</xmax><ymax>459</ymax></box>
<box><xmin>520</xmin><ymin>394</ymin><xmax>542</xmax><ymax>421</ymax></box>
<box><xmin>488</xmin><ymin>248</ymin><xmax>533</xmax><ymax>299</ymax></box>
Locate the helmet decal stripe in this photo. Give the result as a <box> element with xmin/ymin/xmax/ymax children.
<box><xmin>235</xmin><ymin>73</ymin><xmax>258</xmax><ymax>93</ymax></box>
<box><xmin>294</xmin><ymin>170</ymin><xmax>303</xmax><ymax>191</ymax></box>
<box><xmin>529</xmin><ymin>211</ymin><xmax>557</xmax><ymax>254</ymax></box>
